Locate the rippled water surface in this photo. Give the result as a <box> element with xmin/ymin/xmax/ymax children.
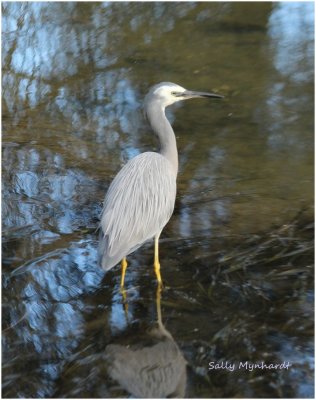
<box><xmin>2</xmin><ymin>2</ymin><xmax>314</xmax><ymax>398</ymax></box>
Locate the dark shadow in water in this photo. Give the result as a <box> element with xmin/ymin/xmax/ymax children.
<box><xmin>104</xmin><ymin>287</ymin><xmax>187</xmax><ymax>398</ymax></box>
<box><xmin>53</xmin><ymin>286</ymin><xmax>187</xmax><ymax>398</ymax></box>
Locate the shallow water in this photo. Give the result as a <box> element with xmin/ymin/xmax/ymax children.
<box><xmin>2</xmin><ymin>2</ymin><xmax>314</xmax><ymax>398</ymax></box>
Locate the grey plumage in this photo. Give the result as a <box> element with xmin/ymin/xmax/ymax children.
<box><xmin>99</xmin><ymin>151</ymin><xmax>176</xmax><ymax>270</ymax></box>
<box><xmin>98</xmin><ymin>82</ymin><xmax>223</xmax><ymax>276</ymax></box>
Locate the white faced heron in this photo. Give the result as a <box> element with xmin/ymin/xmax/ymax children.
<box><xmin>98</xmin><ymin>82</ymin><xmax>223</xmax><ymax>287</ymax></box>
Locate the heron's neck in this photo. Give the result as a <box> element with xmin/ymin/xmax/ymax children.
<box><xmin>147</xmin><ymin>103</ymin><xmax>178</xmax><ymax>175</ymax></box>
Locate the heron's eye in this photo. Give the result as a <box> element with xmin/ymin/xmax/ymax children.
<box><xmin>171</xmin><ymin>91</ymin><xmax>182</xmax><ymax>97</ymax></box>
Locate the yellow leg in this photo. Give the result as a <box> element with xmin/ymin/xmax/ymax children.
<box><xmin>120</xmin><ymin>286</ymin><xmax>129</xmax><ymax>319</ymax></box>
<box><xmin>120</xmin><ymin>257</ymin><xmax>128</xmax><ymax>288</ymax></box>
<box><xmin>154</xmin><ymin>235</ymin><xmax>163</xmax><ymax>287</ymax></box>
<box><xmin>156</xmin><ymin>284</ymin><xmax>162</xmax><ymax>326</ymax></box>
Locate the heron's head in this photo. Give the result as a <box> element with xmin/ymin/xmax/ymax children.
<box><xmin>145</xmin><ymin>82</ymin><xmax>223</xmax><ymax>109</ymax></box>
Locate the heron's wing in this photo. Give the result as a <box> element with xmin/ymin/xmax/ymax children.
<box><xmin>99</xmin><ymin>152</ymin><xmax>176</xmax><ymax>270</ymax></box>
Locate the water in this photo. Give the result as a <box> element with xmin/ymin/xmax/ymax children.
<box><xmin>2</xmin><ymin>2</ymin><xmax>314</xmax><ymax>398</ymax></box>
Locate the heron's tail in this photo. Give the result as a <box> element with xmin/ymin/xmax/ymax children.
<box><xmin>98</xmin><ymin>231</ymin><xmax>122</xmax><ymax>271</ymax></box>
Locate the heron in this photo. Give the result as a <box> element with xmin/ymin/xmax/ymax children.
<box><xmin>98</xmin><ymin>82</ymin><xmax>223</xmax><ymax>287</ymax></box>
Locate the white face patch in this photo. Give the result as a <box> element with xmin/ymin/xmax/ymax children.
<box><xmin>152</xmin><ymin>84</ymin><xmax>186</xmax><ymax>106</ymax></box>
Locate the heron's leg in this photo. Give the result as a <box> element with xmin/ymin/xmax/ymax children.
<box><xmin>120</xmin><ymin>257</ymin><xmax>128</xmax><ymax>288</ymax></box>
<box><xmin>154</xmin><ymin>234</ymin><xmax>163</xmax><ymax>286</ymax></box>
<box><xmin>120</xmin><ymin>287</ymin><xmax>129</xmax><ymax>320</ymax></box>
<box><xmin>120</xmin><ymin>270</ymin><xmax>129</xmax><ymax>320</ymax></box>
<box><xmin>156</xmin><ymin>284</ymin><xmax>162</xmax><ymax>325</ymax></box>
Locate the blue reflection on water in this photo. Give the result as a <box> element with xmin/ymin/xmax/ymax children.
<box><xmin>268</xmin><ymin>2</ymin><xmax>314</xmax><ymax>83</ymax></box>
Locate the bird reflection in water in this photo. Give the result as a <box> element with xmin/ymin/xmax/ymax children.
<box><xmin>105</xmin><ymin>287</ymin><xmax>187</xmax><ymax>398</ymax></box>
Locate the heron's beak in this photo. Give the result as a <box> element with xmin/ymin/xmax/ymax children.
<box><xmin>182</xmin><ymin>90</ymin><xmax>224</xmax><ymax>99</ymax></box>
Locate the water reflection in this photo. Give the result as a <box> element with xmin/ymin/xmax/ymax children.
<box><xmin>2</xmin><ymin>234</ymin><xmax>104</xmax><ymax>398</ymax></box>
<box><xmin>105</xmin><ymin>288</ymin><xmax>187</xmax><ymax>398</ymax></box>
<box><xmin>2</xmin><ymin>2</ymin><xmax>314</xmax><ymax>398</ymax></box>
<box><xmin>263</xmin><ymin>2</ymin><xmax>314</xmax><ymax>155</ymax></box>
<box><xmin>268</xmin><ymin>2</ymin><xmax>314</xmax><ymax>83</ymax></box>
